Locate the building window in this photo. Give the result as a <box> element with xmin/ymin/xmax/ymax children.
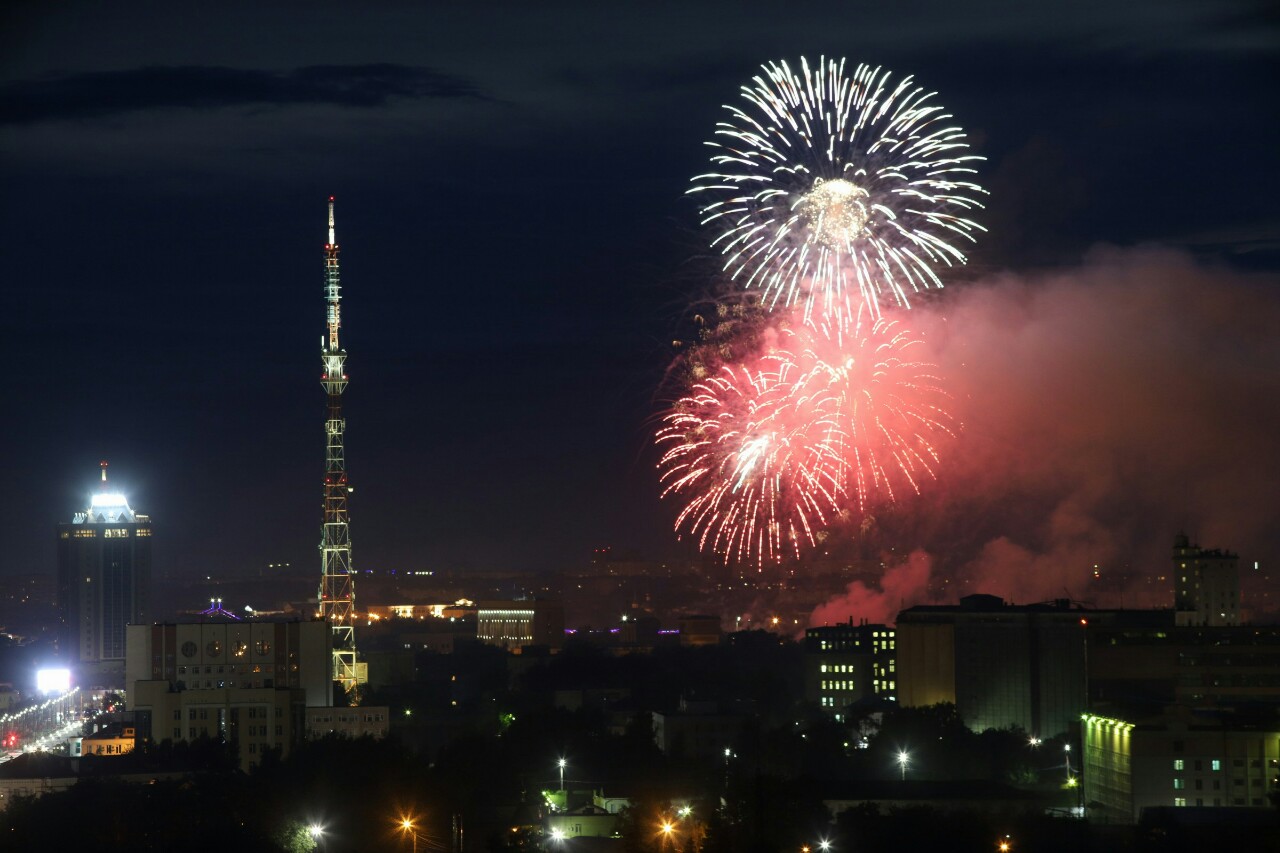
<box><xmin>1173</xmin><ymin>798</ymin><xmax>1186</xmax><ymax>807</ymax></box>
<box><xmin>1212</xmin><ymin>759</ymin><xmax>1221</xmax><ymax>771</ymax></box>
<box><xmin>1173</xmin><ymin>759</ymin><xmax>1184</xmax><ymax>771</ymax></box>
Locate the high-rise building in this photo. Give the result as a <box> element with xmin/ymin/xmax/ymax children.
<box><xmin>56</xmin><ymin>462</ymin><xmax>151</xmax><ymax>688</ymax></box>
<box><xmin>1173</xmin><ymin>534</ymin><xmax>1240</xmax><ymax>627</ymax></box>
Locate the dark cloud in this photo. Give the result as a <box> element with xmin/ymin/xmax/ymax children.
<box><xmin>0</xmin><ymin>63</ymin><xmax>484</xmax><ymax>125</ymax></box>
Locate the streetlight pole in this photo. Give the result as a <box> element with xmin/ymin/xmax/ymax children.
<box><xmin>558</xmin><ymin>758</ymin><xmax>566</xmax><ymax>792</ymax></box>
<box><xmin>401</xmin><ymin>818</ymin><xmax>418</xmax><ymax>853</ymax></box>
<box><xmin>897</xmin><ymin>750</ymin><xmax>910</xmax><ymax>781</ymax></box>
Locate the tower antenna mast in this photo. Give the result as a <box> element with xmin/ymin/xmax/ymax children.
<box><xmin>319</xmin><ymin>196</ymin><xmax>359</xmax><ymax>696</ymax></box>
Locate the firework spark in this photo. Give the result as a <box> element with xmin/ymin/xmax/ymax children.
<box><xmin>690</xmin><ymin>57</ymin><xmax>985</xmax><ymax>325</ymax></box>
<box><xmin>657</xmin><ymin>311</ymin><xmax>953</xmax><ymax>565</ymax></box>
<box><xmin>787</xmin><ymin>317</ymin><xmax>954</xmax><ymax>512</ymax></box>
<box><xmin>656</xmin><ymin>352</ymin><xmax>846</xmax><ymax>567</ymax></box>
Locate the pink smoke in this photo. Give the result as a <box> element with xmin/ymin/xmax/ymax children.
<box><xmin>810</xmin><ymin>246</ymin><xmax>1280</xmax><ymax>624</ymax></box>
<box><xmin>810</xmin><ymin>549</ymin><xmax>933</xmax><ymax>626</ymax></box>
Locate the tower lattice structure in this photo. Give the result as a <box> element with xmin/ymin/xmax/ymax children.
<box><xmin>319</xmin><ymin>197</ymin><xmax>360</xmax><ymax>695</ymax></box>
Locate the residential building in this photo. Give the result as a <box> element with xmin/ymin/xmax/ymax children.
<box><xmin>803</xmin><ymin>621</ymin><xmax>896</xmax><ymax>718</ymax></box>
<box><xmin>1173</xmin><ymin>534</ymin><xmax>1240</xmax><ymax>627</ymax></box>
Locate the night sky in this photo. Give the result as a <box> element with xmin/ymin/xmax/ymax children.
<box><xmin>3</xmin><ymin>2</ymin><xmax>1278</xmax><ymax>606</ymax></box>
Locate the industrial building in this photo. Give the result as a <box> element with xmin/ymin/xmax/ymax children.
<box><xmin>896</xmin><ymin>594</ymin><xmax>1089</xmax><ymax>737</ymax></box>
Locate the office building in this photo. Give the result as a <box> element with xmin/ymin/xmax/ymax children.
<box><xmin>56</xmin><ymin>463</ymin><xmax>152</xmax><ymax>688</ymax></box>
<box><xmin>125</xmin><ymin>620</ymin><xmax>332</xmax><ymax>770</ymax></box>
<box><xmin>1083</xmin><ymin>708</ymin><xmax>1280</xmax><ymax>822</ymax></box>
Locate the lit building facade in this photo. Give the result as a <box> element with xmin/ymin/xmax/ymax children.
<box><xmin>803</xmin><ymin>621</ymin><xmax>896</xmax><ymax>717</ymax></box>
<box><xmin>70</xmin><ymin>724</ymin><xmax>137</xmax><ymax>757</ymax></box>
<box><xmin>1083</xmin><ymin>709</ymin><xmax>1280</xmax><ymax>822</ymax></box>
<box><xmin>56</xmin><ymin>464</ymin><xmax>152</xmax><ymax>688</ymax></box>
<box><xmin>1173</xmin><ymin>534</ymin><xmax>1240</xmax><ymax>627</ymax></box>
<box><xmin>897</xmin><ymin>594</ymin><xmax>1088</xmax><ymax>737</ymax></box>
<box><xmin>476</xmin><ymin>600</ymin><xmax>564</xmax><ymax>652</ymax></box>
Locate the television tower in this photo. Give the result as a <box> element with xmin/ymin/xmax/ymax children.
<box><xmin>319</xmin><ymin>197</ymin><xmax>359</xmax><ymax>695</ymax></box>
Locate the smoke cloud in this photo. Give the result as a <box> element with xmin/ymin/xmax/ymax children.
<box><xmin>810</xmin><ymin>246</ymin><xmax>1280</xmax><ymax>624</ymax></box>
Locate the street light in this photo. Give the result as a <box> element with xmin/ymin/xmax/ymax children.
<box><xmin>400</xmin><ymin>817</ymin><xmax>419</xmax><ymax>853</ymax></box>
<box><xmin>557</xmin><ymin>758</ymin><xmax>566</xmax><ymax>792</ymax></box>
<box><xmin>818</xmin><ymin>840</ymin><xmax>832</xmax><ymax>852</ymax></box>
<box><xmin>897</xmin><ymin>750</ymin><xmax>910</xmax><ymax>781</ymax></box>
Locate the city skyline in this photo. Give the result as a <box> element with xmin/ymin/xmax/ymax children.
<box><xmin>3</xmin><ymin>3</ymin><xmax>1277</xmax><ymax>615</ymax></box>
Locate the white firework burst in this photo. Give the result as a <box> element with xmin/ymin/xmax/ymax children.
<box><xmin>690</xmin><ymin>57</ymin><xmax>986</xmax><ymax>325</ymax></box>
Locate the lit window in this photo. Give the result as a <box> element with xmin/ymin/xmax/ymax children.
<box><xmin>1173</xmin><ymin>779</ymin><xmax>1185</xmax><ymax>790</ymax></box>
<box><xmin>1174</xmin><ymin>797</ymin><xmax>1186</xmax><ymax>807</ymax></box>
<box><xmin>1174</xmin><ymin>759</ymin><xmax>1184</xmax><ymax>770</ymax></box>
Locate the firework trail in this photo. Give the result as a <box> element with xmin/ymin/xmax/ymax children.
<box><xmin>657</xmin><ymin>309</ymin><xmax>952</xmax><ymax>566</ymax></box>
<box><xmin>689</xmin><ymin>57</ymin><xmax>985</xmax><ymax>326</ymax></box>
